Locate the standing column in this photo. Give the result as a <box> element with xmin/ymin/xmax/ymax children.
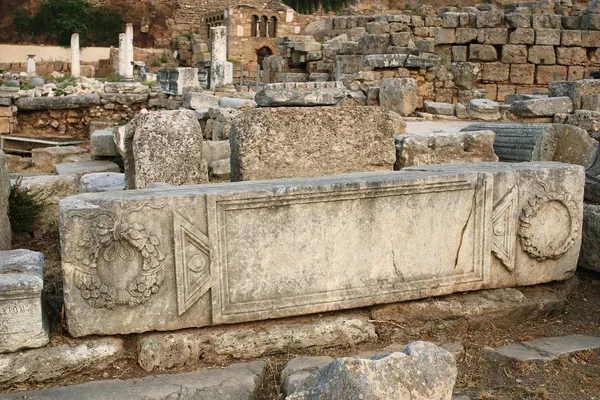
<box><xmin>70</xmin><ymin>33</ymin><xmax>81</xmax><ymax>78</ymax></box>
<box><xmin>210</xmin><ymin>26</ymin><xmax>233</xmax><ymax>90</ymax></box>
<box><xmin>118</xmin><ymin>33</ymin><xmax>127</xmax><ymax>76</ymax></box>
<box><xmin>26</xmin><ymin>55</ymin><xmax>36</xmax><ymax>77</ymax></box>
<box><xmin>125</xmin><ymin>23</ymin><xmax>134</xmax><ymax>79</ymax></box>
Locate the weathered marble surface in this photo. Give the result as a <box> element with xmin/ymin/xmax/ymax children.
<box><xmin>0</xmin><ymin>250</ymin><xmax>48</xmax><ymax>353</ymax></box>
<box><xmin>59</xmin><ymin>162</ymin><xmax>584</xmax><ymax>336</ymax></box>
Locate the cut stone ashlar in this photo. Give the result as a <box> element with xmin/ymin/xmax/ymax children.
<box><xmin>59</xmin><ymin>162</ymin><xmax>583</xmax><ymax>336</ymax></box>
<box><xmin>0</xmin><ymin>250</ymin><xmax>49</xmax><ymax>353</ymax></box>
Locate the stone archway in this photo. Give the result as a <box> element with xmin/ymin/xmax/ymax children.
<box><xmin>256</xmin><ymin>46</ymin><xmax>273</xmax><ymax>70</ymax></box>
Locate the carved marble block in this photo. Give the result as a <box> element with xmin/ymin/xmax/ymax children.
<box><xmin>0</xmin><ymin>250</ymin><xmax>49</xmax><ymax>353</ymax></box>
<box><xmin>59</xmin><ymin>162</ymin><xmax>584</xmax><ymax>337</ymax></box>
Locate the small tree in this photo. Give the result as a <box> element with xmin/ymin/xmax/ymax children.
<box><xmin>32</xmin><ymin>0</ymin><xmax>90</xmax><ymax>46</ymax></box>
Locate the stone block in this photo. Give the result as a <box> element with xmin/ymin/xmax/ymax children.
<box><xmin>467</xmin><ymin>98</ymin><xmax>500</xmax><ymax>120</ymax></box>
<box><xmin>455</xmin><ymin>28</ymin><xmax>478</xmax><ymax>44</ymax></box>
<box><xmin>59</xmin><ymin>162</ymin><xmax>584</xmax><ymax>336</ymax></box>
<box><xmin>581</xmin><ymin>14</ymin><xmax>600</xmax><ymax>30</ymax></box>
<box><xmin>581</xmin><ymin>30</ymin><xmax>600</xmax><ymax>47</ymax></box>
<box><xmin>434</xmin><ymin>28</ymin><xmax>457</xmax><ymax>45</ymax></box>
<box><xmin>452</xmin><ymin>46</ymin><xmax>468</xmax><ymax>62</ymax></box>
<box><xmin>501</xmin><ymin>44</ymin><xmax>528</xmax><ymax>64</ymax></box>
<box><xmin>452</xmin><ymin>62</ymin><xmax>481</xmax><ymax>89</ymax></box>
<box><xmin>31</xmin><ymin>146</ymin><xmax>87</xmax><ymax>171</ymax></box>
<box><xmin>580</xmin><ymin>203</ymin><xmax>600</xmax><ymax>272</ymax></box>
<box><xmin>390</xmin><ymin>32</ymin><xmax>411</xmax><ymax>47</ymax></box>
<box><xmin>287</xmin><ymin>342</ymin><xmax>456</xmax><ymax>400</ymax></box>
<box><xmin>562</xmin><ymin>16</ymin><xmax>581</xmax><ymax>30</ymax></box>
<box><xmin>15</xmin><ymin>94</ymin><xmax>100</xmax><ymax>111</ymax></box>
<box><xmin>79</xmin><ymin>173</ymin><xmax>125</xmax><ymax>193</ymax></box>
<box><xmin>335</xmin><ymin>55</ymin><xmax>364</xmax><ymax>74</ymax></box>
<box><xmin>476</xmin><ymin>10</ymin><xmax>503</xmax><ymax>28</ymax></box>
<box><xmin>510</xmin><ymin>64</ymin><xmax>536</xmax><ymax>84</ymax></box>
<box><xmin>183</xmin><ymin>92</ymin><xmax>219</xmax><ymax>110</ymax></box>
<box><xmin>477</xmin><ymin>28</ymin><xmax>508</xmax><ymax>45</ymax></box>
<box><xmin>509</xmin><ymin>97</ymin><xmax>574</xmax><ymax>117</ymax></box>
<box><xmin>414</xmin><ymin>39</ymin><xmax>435</xmax><ymax>53</ymax></box>
<box><xmin>556</xmin><ymin>47</ymin><xmax>588</xmax><ymax>65</ymax></box>
<box><xmin>535</xmin><ymin>29</ymin><xmax>561</xmax><ymax>46</ymax></box>
<box><xmin>568</xmin><ymin>66</ymin><xmax>586</xmax><ymax>81</ymax></box>
<box><xmin>482</xmin><ymin>63</ymin><xmax>510</xmax><ymax>82</ymax></box>
<box><xmin>509</xmin><ymin>28</ymin><xmax>535</xmax><ymax>45</ymax></box>
<box><xmin>532</xmin><ymin>14</ymin><xmax>562</xmax><ymax>30</ymax></box>
<box><xmin>0</xmin><ymin>250</ymin><xmax>48</xmax><ymax>353</ymax></box>
<box><xmin>90</xmin><ymin>128</ymin><xmax>118</xmax><ymax>159</ymax></box>
<box><xmin>442</xmin><ymin>12</ymin><xmax>461</xmax><ymax>28</ymax></box>
<box><xmin>357</xmin><ymin>34</ymin><xmax>390</xmax><ymax>55</ymax></box>
<box><xmin>54</xmin><ymin>160</ymin><xmax>120</xmax><ymax>178</ymax></box>
<box><xmin>137</xmin><ymin>315</ymin><xmax>375</xmax><ymax>371</ymax></box>
<box><xmin>255</xmin><ymin>82</ymin><xmax>345</xmax><ymax>107</ymax></box>
<box><xmin>484</xmin><ymin>335</ymin><xmax>600</xmax><ymax>363</ymax></box>
<box><xmin>157</xmin><ymin>68</ymin><xmax>199</xmax><ymax>96</ymax></box>
<box><xmin>0</xmin><ymin>151</ymin><xmax>9</xmax><ymax>250</ymax></box>
<box><xmin>582</xmin><ymin>94</ymin><xmax>600</xmax><ymax>112</ymax></box>
<box><xmin>505</xmin><ymin>13</ymin><xmax>531</xmax><ymax>29</ymax></box>
<box><xmin>230</xmin><ymin>107</ymin><xmax>398</xmax><ymax>181</ymax></box>
<box><xmin>536</xmin><ymin>65</ymin><xmax>567</xmax><ymax>84</ymax></box>
<box><xmin>469</xmin><ymin>44</ymin><xmax>498</xmax><ymax>61</ymax></box>
<box><xmin>561</xmin><ymin>30</ymin><xmax>582</xmax><ymax>46</ymax></box>
<box><xmin>528</xmin><ymin>46</ymin><xmax>556</xmax><ymax>64</ymax></box>
<box><xmin>0</xmin><ymin>338</ymin><xmax>124</xmax><ymax>386</ymax></box>
<box><xmin>394</xmin><ymin>130</ymin><xmax>498</xmax><ymax>169</ymax></box>
<box><xmin>379</xmin><ymin>78</ymin><xmax>418</xmax><ymax>117</ymax></box>
<box><xmin>549</xmin><ymin>79</ymin><xmax>600</xmax><ymax>109</ymax></box>
<box><xmin>364</xmin><ymin>54</ymin><xmax>408</xmax><ymax>69</ymax></box>
<box><xmin>564</xmin><ymin>110</ymin><xmax>600</xmax><ymax>134</ymax></box>
<box><xmin>281</xmin><ymin>356</ymin><xmax>335</xmax><ymax>396</ymax></box>
<box><xmin>202</xmin><ymin>140</ymin><xmax>230</xmax><ymax>164</ymax></box>
<box><xmin>423</xmin><ymin>101</ymin><xmax>455</xmax><ymax>116</ymax></box>
<box><xmin>497</xmin><ymin>84</ymin><xmax>516</xmax><ymax>102</ymax></box>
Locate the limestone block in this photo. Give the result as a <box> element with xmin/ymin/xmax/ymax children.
<box><xmin>79</xmin><ymin>173</ymin><xmax>125</xmax><ymax>193</ymax></box>
<box><xmin>484</xmin><ymin>335</ymin><xmax>600</xmax><ymax>363</ymax></box>
<box><xmin>18</xmin><ymin>175</ymin><xmax>78</xmax><ymax>236</ymax></box>
<box><xmin>556</xmin><ymin>47</ymin><xmax>588</xmax><ymax>65</ymax></box>
<box><xmin>532</xmin><ymin>14</ymin><xmax>561</xmax><ymax>30</ymax></box>
<box><xmin>580</xmin><ymin>203</ymin><xmax>600</xmax><ymax>272</ymax></box>
<box><xmin>581</xmin><ymin>14</ymin><xmax>600</xmax><ymax>30</ymax></box>
<box><xmin>15</xmin><ymin>94</ymin><xmax>100</xmax><ymax>111</ymax></box>
<box><xmin>414</xmin><ymin>39</ymin><xmax>435</xmax><ymax>53</ymax></box>
<box><xmin>335</xmin><ymin>55</ymin><xmax>364</xmax><ymax>74</ymax></box>
<box><xmin>287</xmin><ymin>342</ymin><xmax>456</xmax><ymax>400</ymax></box>
<box><xmin>451</xmin><ymin>62</ymin><xmax>480</xmax><ymax>89</ymax></box>
<box><xmin>455</xmin><ymin>28</ymin><xmax>478</xmax><ymax>43</ymax></box>
<box><xmin>0</xmin><ymin>338</ymin><xmax>124</xmax><ymax>385</ymax></box>
<box><xmin>461</xmin><ymin>123</ymin><xmax>598</xmax><ymax>168</ymax></box>
<box><xmin>394</xmin><ymin>130</ymin><xmax>498</xmax><ymax>169</ymax></box>
<box><xmin>467</xmin><ymin>99</ymin><xmax>500</xmax><ymax>121</ymax></box>
<box><xmin>0</xmin><ymin>151</ymin><xmax>9</xmax><ymax>250</ymax></box>
<box><xmin>54</xmin><ymin>160</ymin><xmax>120</xmax><ymax>178</ymax></box>
<box><xmin>90</xmin><ymin>129</ymin><xmax>118</xmax><ymax>159</ymax></box>
<box><xmin>230</xmin><ymin>107</ymin><xmax>397</xmax><ymax>181</ymax></box>
<box><xmin>482</xmin><ymin>63</ymin><xmax>510</xmax><ymax>82</ymax></box>
<box><xmin>31</xmin><ymin>146</ymin><xmax>87</xmax><ymax>171</ymax></box>
<box><xmin>137</xmin><ymin>315</ymin><xmax>376</xmax><ymax>371</ymax></box>
<box><xmin>562</xmin><ymin>16</ymin><xmax>581</xmax><ymax>30</ymax></box>
<box><xmin>364</xmin><ymin>54</ymin><xmax>408</xmax><ymax>69</ymax></box>
<box><xmin>202</xmin><ymin>140</ymin><xmax>230</xmax><ymax>164</ymax></box>
<box><xmin>564</xmin><ymin>110</ymin><xmax>600</xmax><ymax>134</ymax></box>
<box><xmin>581</xmin><ymin>30</ymin><xmax>600</xmax><ymax>47</ymax></box>
<box><xmin>549</xmin><ymin>79</ymin><xmax>600</xmax><ymax>109</ymax></box>
<box><xmin>509</xmin><ymin>97</ymin><xmax>573</xmax><ymax>117</ymax></box>
<box><xmin>434</xmin><ymin>28</ymin><xmax>457</xmax><ymax>45</ymax></box>
<box><xmin>157</xmin><ymin>68</ymin><xmax>199</xmax><ymax>96</ymax></box>
<box><xmin>469</xmin><ymin>44</ymin><xmax>497</xmax><ymax>61</ymax></box>
<box><xmin>281</xmin><ymin>356</ymin><xmax>335</xmax><ymax>396</ymax></box>
<box><xmin>122</xmin><ymin>109</ymin><xmax>208</xmax><ymax>189</ymax></box>
<box><xmin>528</xmin><ymin>46</ymin><xmax>556</xmax><ymax>64</ymax></box>
<box><xmin>509</xmin><ymin>28</ymin><xmax>535</xmax><ymax>45</ymax></box>
<box><xmin>183</xmin><ymin>92</ymin><xmax>219</xmax><ymax>110</ymax></box>
<box><xmin>582</xmin><ymin>94</ymin><xmax>600</xmax><ymax>112</ymax></box>
<box><xmin>476</xmin><ymin>10</ymin><xmax>504</xmax><ymax>28</ymax></box>
<box><xmin>0</xmin><ymin>250</ymin><xmax>48</xmax><ymax>353</ymax></box>
<box><xmin>561</xmin><ymin>30</ymin><xmax>582</xmax><ymax>47</ymax></box>
<box><xmin>357</xmin><ymin>34</ymin><xmax>390</xmax><ymax>54</ymax></box>
<box><xmin>477</xmin><ymin>28</ymin><xmax>508</xmax><ymax>45</ymax></box>
<box><xmin>510</xmin><ymin>64</ymin><xmax>536</xmax><ymax>85</ymax></box>
<box><xmin>452</xmin><ymin>46</ymin><xmax>468</xmax><ymax>62</ymax></box>
<box><xmin>442</xmin><ymin>12</ymin><xmax>461</xmax><ymax>28</ymax></box>
<box><xmin>59</xmin><ymin>162</ymin><xmax>583</xmax><ymax>336</ymax></box>
<box><xmin>502</xmin><ymin>45</ymin><xmax>528</xmax><ymax>64</ymax></box>
<box><xmin>568</xmin><ymin>66</ymin><xmax>586</xmax><ymax>81</ymax></box>
<box><xmin>379</xmin><ymin>78</ymin><xmax>418</xmax><ymax>117</ymax></box>
<box><xmin>390</xmin><ymin>32</ymin><xmax>411</xmax><ymax>47</ymax></box>
<box><xmin>208</xmin><ymin>159</ymin><xmax>230</xmax><ymax>180</ymax></box>
<box><xmin>255</xmin><ymin>82</ymin><xmax>345</xmax><ymax>107</ymax></box>
<box><xmin>423</xmin><ymin>101</ymin><xmax>455</xmax><ymax>115</ymax></box>
<box><xmin>218</xmin><ymin>97</ymin><xmax>256</xmax><ymax>110</ymax></box>
<box><xmin>536</xmin><ymin>65</ymin><xmax>567</xmax><ymax>85</ymax></box>
<box><xmin>365</xmin><ymin>21</ymin><xmax>389</xmax><ymax>34</ymax></box>
<box><xmin>1</xmin><ymin>361</ymin><xmax>266</xmax><ymax>399</ymax></box>
<box><xmin>99</xmin><ymin>93</ymin><xmax>149</xmax><ymax>106</ymax></box>
<box><xmin>535</xmin><ymin>29</ymin><xmax>561</xmax><ymax>46</ymax></box>
<box><xmin>505</xmin><ymin>13</ymin><xmax>531</xmax><ymax>28</ymax></box>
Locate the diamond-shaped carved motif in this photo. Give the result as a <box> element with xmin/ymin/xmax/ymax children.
<box><xmin>491</xmin><ymin>189</ymin><xmax>517</xmax><ymax>272</ymax></box>
<box><xmin>173</xmin><ymin>211</ymin><xmax>211</xmax><ymax>316</ymax></box>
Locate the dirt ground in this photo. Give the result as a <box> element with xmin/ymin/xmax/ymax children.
<box><xmin>8</xmin><ymin>231</ymin><xmax>600</xmax><ymax>399</ymax></box>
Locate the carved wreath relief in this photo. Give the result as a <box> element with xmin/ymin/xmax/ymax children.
<box><xmin>518</xmin><ymin>182</ymin><xmax>579</xmax><ymax>261</ymax></box>
<box><xmin>69</xmin><ymin>200</ymin><xmax>168</xmax><ymax>308</ymax></box>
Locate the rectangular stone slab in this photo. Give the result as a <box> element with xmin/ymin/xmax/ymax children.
<box><xmin>59</xmin><ymin>162</ymin><xmax>584</xmax><ymax>336</ymax></box>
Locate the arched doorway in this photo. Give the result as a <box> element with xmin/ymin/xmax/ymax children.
<box><xmin>256</xmin><ymin>46</ymin><xmax>273</xmax><ymax>70</ymax></box>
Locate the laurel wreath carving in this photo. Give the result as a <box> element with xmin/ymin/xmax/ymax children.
<box><xmin>68</xmin><ymin>200</ymin><xmax>168</xmax><ymax>309</ymax></box>
<box><xmin>518</xmin><ymin>190</ymin><xmax>579</xmax><ymax>262</ymax></box>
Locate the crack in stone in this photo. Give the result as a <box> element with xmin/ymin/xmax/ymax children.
<box><xmin>454</xmin><ymin>190</ymin><xmax>477</xmax><ymax>270</ymax></box>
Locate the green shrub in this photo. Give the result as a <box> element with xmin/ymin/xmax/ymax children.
<box><xmin>160</xmin><ymin>50</ymin><xmax>168</xmax><ymax>63</ymax></box>
<box><xmin>12</xmin><ymin>9</ymin><xmax>32</xmax><ymax>39</ymax></box>
<box><xmin>88</xmin><ymin>6</ymin><xmax>124</xmax><ymax>47</ymax></box>
<box><xmin>52</xmin><ymin>76</ymin><xmax>77</xmax><ymax>96</ymax></box>
<box><xmin>151</xmin><ymin>59</ymin><xmax>161</xmax><ymax>67</ymax></box>
<box><xmin>142</xmin><ymin>80</ymin><xmax>156</xmax><ymax>87</ymax></box>
<box><xmin>102</xmin><ymin>73</ymin><xmax>123</xmax><ymax>83</ymax></box>
<box><xmin>32</xmin><ymin>0</ymin><xmax>90</xmax><ymax>46</ymax></box>
<box><xmin>9</xmin><ymin>177</ymin><xmax>46</xmax><ymax>234</ymax></box>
